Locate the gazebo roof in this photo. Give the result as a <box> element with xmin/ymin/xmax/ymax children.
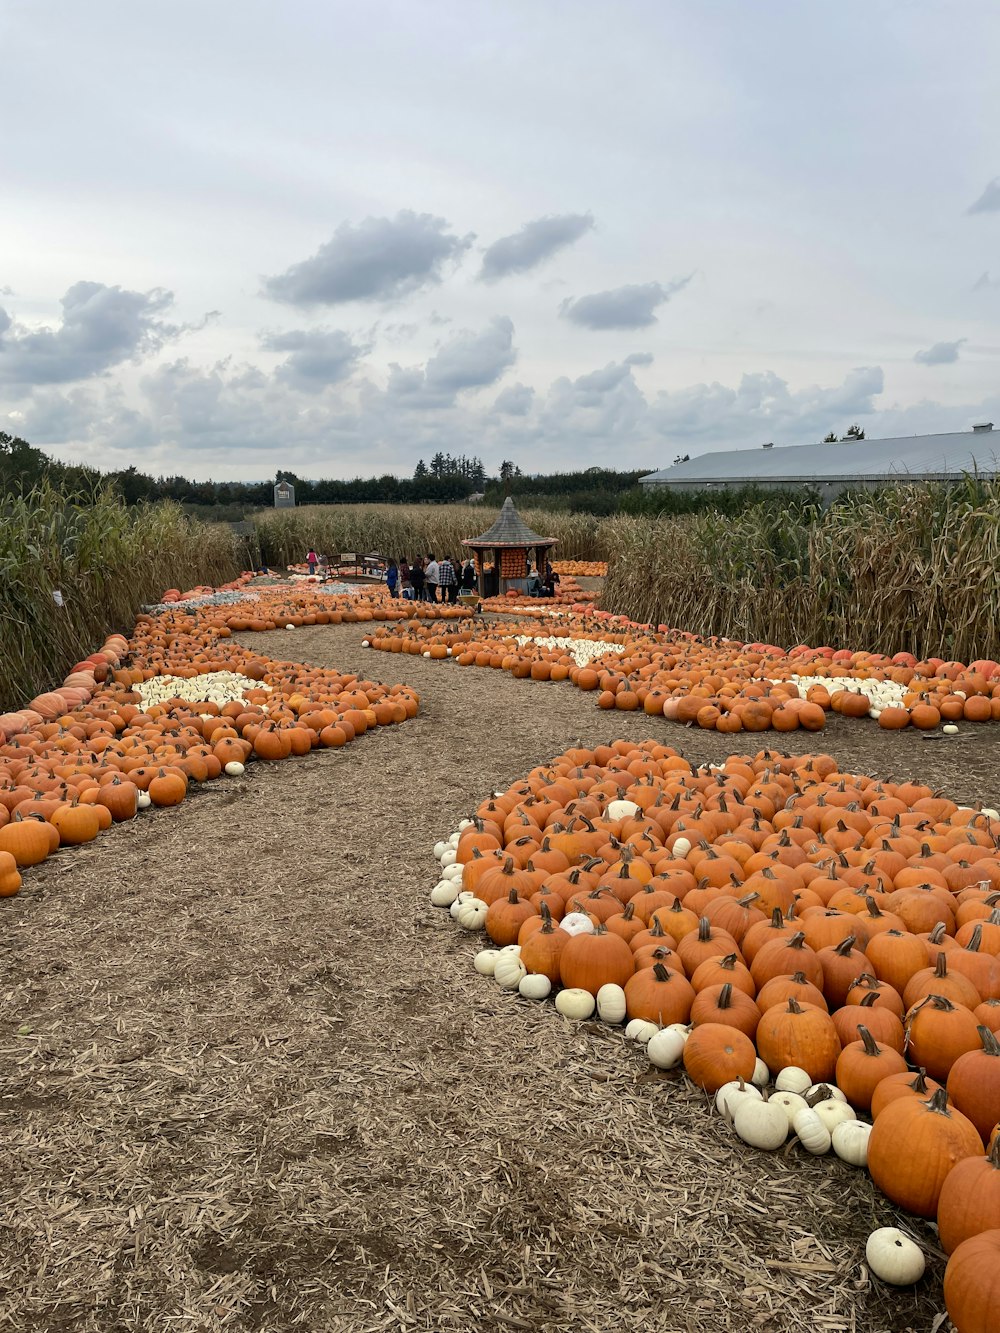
<box><xmin>462</xmin><ymin>497</ymin><xmax>556</xmax><ymax>549</ymax></box>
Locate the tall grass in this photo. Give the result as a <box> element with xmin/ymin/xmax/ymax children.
<box><xmin>0</xmin><ymin>484</ymin><xmax>241</xmax><ymax>709</ymax></box>
<box><xmin>254</xmin><ymin>504</ymin><xmax>612</xmax><ymax>564</ymax></box>
<box><xmin>603</xmin><ymin>480</ymin><xmax>1000</xmax><ymax>660</ymax></box>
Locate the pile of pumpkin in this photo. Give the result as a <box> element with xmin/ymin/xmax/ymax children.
<box><xmin>550</xmin><ymin>560</ymin><xmax>608</xmax><ymax>577</ymax></box>
<box><xmin>0</xmin><ymin>595</ymin><xmax>421</xmax><ymax>896</ymax></box>
<box><xmin>159</xmin><ymin>573</ymin><xmax>256</xmax><ymax>603</ymax></box>
<box><xmin>368</xmin><ymin>613</ymin><xmax>1000</xmax><ymax>734</ymax></box>
<box><xmin>429</xmin><ymin>741</ymin><xmax>1000</xmax><ymax>1327</ymax></box>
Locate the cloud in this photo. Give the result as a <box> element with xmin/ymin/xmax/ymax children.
<box><xmin>492</xmin><ymin>383</ymin><xmax>534</xmax><ymax>416</ymax></box>
<box><xmin>625</xmin><ymin>352</ymin><xmax>654</xmax><ymax>367</ymax></box>
<box><xmin>479</xmin><ymin>213</ymin><xmax>594</xmax><ymax>282</ymax></box>
<box><xmin>0</xmin><ymin>282</ymin><xmax>191</xmax><ymax>391</ymax></box>
<box><xmin>260</xmin><ymin>328</ymin><xmax>365</xmax><ymax>392</ymax></box>
<box><xmin>424</xmin><ymin>316</ymin><xmax>515</xmax><ymax>393</ymax></box>
<box><xmin>968</xmin><ymin>178</ymin><xmax>1000</xmax><ymax>214</ymax></box>
<box><xmin>972</xmin><ymin>271</ymin><xmax>997</xmax><ymax>292</ymax></box>
<box><xmin>262</xmin><ymin>211</ymin><xmax>474</xmax><ymax>307</ymax></box>
<box><xmin>560</xmin><ymin>277</ymin><xmax>691</xmax><ymax>329</ymax></box>
<box><xmin>648</xmin><ymin>365</ymin><xmax>884</xmax><ymax>445</ymax></box>
<box><xmin>914</xmin><ymin>338</ymin><xmax>966</xmax><ymax>365</ymax></box>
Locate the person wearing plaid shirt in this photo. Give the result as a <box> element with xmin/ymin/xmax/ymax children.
<box><xmin>437</xmin><ymin>556</ymin><xmax>457</xmax><ymax>603</ymax></box>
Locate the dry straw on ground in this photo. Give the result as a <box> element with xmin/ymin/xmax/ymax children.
<box><xmin>2</xmin><ymin>621</ymin><xmax>984</xmax><ymax>1332</ymax></box>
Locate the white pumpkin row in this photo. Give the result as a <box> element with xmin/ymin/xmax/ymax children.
<box><xmin>512</xmin><ymin>634</ymin><xmax>626</xmax><ymax>667</ymax></box>
<box><xmin>136</xmin><ymin>669</ymin><xmax>272</xmax><ymax>708</ymax></box>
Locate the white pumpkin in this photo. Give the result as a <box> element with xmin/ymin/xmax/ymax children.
<box><xmin>715</xmin><ymin>1078</ymin><xmax>763</xmax><ymax>1119</ymax></box>
<box><xmin>442</xmin><ymin>863</ymin><xmax>464</xmax><ymax>882</ymax></box>
<box><xmin>559</xmin><ymin>912</ymin><xmax>596</xmax><ymax>936</ymax></box>
<box><xmin>449</xmin><ymin>890</ymin><xmax>474</xmax><ymax>920</ymax></box>
<box><xmin>430</xmin><ymin>880</ymin><xmax>460</xmax><ymax>907</ymax></box>
<box><xmin>223</xmin><ymin>760</ymin><xmax>245</xmax><ymax>777</ymax></box>
<box><xmin>518</xmin><ymin>973</ymin><xmax>551</xmax><ymax>1000</ymax></box>
<box><xmin>455</xmin><ymin>897</ymin><xmax>489</xmax><ymax>931</ymax></box>
<box><xmin>457</xmin><ymin>818</ymin><xmax>473</xmax><ymax>831</ymax></box>
<box><xmin>624</xmin><ymin>1018</ymin><xmax>660</xmax><ymax>1044</ymax></box>
<box><xmin>791</xmin><ymin>1107</ymin><xmax>832</xmax><ymax>1155</ymax></box>
<box><xmin>811</xmin><ymin>1098</ymin><xmax>856</xmax><ymax>1133</ymax></box>
<box><xmin>733</xmin><ymin>1098</ymin><xmax>789</xmax><ymax>1151</ymax></box>
<box><xmin>498</xmin><ymin>944</ymin><xmax>521</xmax><ymax>956</ymax></box>
<box><xmin>671</xmin><ymin>836</ymin><xmax>692</xmax><ymax>858</ymax></box>
<box><xmin>494</xmin><ymin>953</ymin><xmax>527</xmax><ymax>990</ymax></box>
<box><xmin>646</xmin><ymin>1027</ymin><xmax>686</xmax><ymax>1069</ymax></box>
<box><xmin>440</xmin><ymin>849</ymin><xmax>458</xmax><ymax>868</ymax></box>
<box><xmin>606</xmin><ymin>799</ymin><xmax>641</xmax><ymax>821</ymax></box>
<box><xmin>769</xmin><ymin>1091</ymin><xmax>808</xmax><ymax>1128</ymax></box>
<box><xmin>865</xmin><ymin>1228</ymin><xmax>925</xmax><ymax>1285</ymax></box>
<box><xmin>137</xmin><ymin>790</ymin><xmax>152</xmax><ymax>810</ymax></box>
<box><xmin>448</xmin><ymin>831</ymin><xmax>460</xmax><ymax>847</ymax></box>
<box><xmin>554</xmin><ymin>988</ymin><xmax>596</xmax><ymax>1020</ymax></box>
<box><xmin>474</xmin><ymin>949</ymin><xmax>500</xmax><ymax>976</ymax></box>
<box><xmin>807</xmin><ymin>1082</ymin><xmax>847</xmax><ymax>1104</ymax></box>
<box><xmin>750</xmin><ymin>1057</ymin><xmax>770</xmax><ymax>1088</ymax></box>
<box><xmin>666</xmin><ymin>1022</ymin><xmax>692</xmax><ymax>1042</ymax></box>
<box><xmin>596</xmin><ymin>984</ymin><xmax>627</xmax><ymax>1025</ymax></box>
<box><xmin>774</xmin><ymin>1066</ymin><xmax>812</xmax><ymax>1095</ymax></box>
<box><xmin>433</xmin><ymin>840</ymin><xmax>448</xmax><ymax>860</ymax></box>
<box><xmin>832</xmin><ymin>1119</ymin><xmax>872</xmax><ymax>1168</ymax></box>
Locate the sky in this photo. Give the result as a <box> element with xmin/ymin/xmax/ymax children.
<box><xmin>1</xmin><ymin>0</ymin><xmax>998</xmax><ymax>482</ymax></box>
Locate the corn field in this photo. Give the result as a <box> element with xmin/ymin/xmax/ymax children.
<box><xmin>0</xmin><ymin>485</ymin><xmax>241</xmax><ymax>709</ymax></box>
<box><xmin>603</xmin><ymin>480</ymin><xmax>1000</xmax><ymax>661</ymax></box>
<box><xmin>254</xmin><ymin>504</ymin><xmax>612</xmax><ymax>565</ymax></box>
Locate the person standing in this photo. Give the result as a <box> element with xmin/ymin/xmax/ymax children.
<box><xmin>424</xmin><ymin>553</ymin><xmax>440</xmax><ymax>603</ymax></box>
<box><xmin>409</xmin><ymin>557</ymin><xmax>425</xmax><ymax>602</ymax></box>
<box><xmin>399</xmin><ymin>558</ymin><xmax>411</xmax><ymax>599</ymax></box>
<box><xmin>306</xmin><ymin>548</ymin><xmax>318</xmax><ymax>576</ymax></box>
<box><xmin>438</xmin><ymin>555</ymin><xmax>456</xmax><ymax>604</ymax></box>
<box><xmin>385</xmin><ymin>560</ymin><xmax>399</xmax><ymax>597</ymax></box>
<box><xmin>461</xmin><ymin>557</ymin><xmax>477</xmax><ymax>592</ymax></box>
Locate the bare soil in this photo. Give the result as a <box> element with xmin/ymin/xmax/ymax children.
<box><xmin>2</xmin><ymin>620</ymin><xmax>995</xmax><ymax>1333</ymax></box>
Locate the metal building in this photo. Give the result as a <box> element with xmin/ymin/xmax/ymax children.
<box><xmin>274</xmin><ymin>480</ymin><xmax>295</xmax><ymax>508</ymax></box>
<box><xmin>639</xmin><ymin>423</ymin><xmax>999</xmax><ymax>500</ymax></box>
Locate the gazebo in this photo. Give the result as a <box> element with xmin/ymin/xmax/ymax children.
<box><xmin>462</xmin><ymin>497</ymin><xmax>557</xmax><ymax>598</ymax></box>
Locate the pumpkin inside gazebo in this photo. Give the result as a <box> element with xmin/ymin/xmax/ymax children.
<box><xmin>461</xmin><ymin>498</ymin><xmax>557</xmax><ymax>598</ymax></box>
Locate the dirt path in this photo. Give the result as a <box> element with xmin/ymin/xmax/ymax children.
<box><xmin>2</xmin><ymin>621</ymin><xmax>993</xmax><ymax>1333</ymax></box>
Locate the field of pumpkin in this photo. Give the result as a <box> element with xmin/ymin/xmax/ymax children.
<box><xmin>367</xmin><ymin>611</ymin><xmax>1000</xmax><ymax>736</ymax></box>
<box><xmin>4</xmin><ymin>571</ymin><xmax>1000</xmax><ymax>1331</ymax></box>
<box><xmin>429</xmin><ymin>740</ymin><xmax>1000</xmax><ymax>1328</ymax></box>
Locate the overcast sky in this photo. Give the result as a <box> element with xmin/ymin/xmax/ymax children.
<box><xmin>1</xmin><ymin>0</ymin><xmax>998</xmax><ymax>481</ymax></box>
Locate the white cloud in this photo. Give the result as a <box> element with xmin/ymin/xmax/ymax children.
<box><xmin>560</xmin><ymin>278</ymin><xmax>691</xmax><ymax>330</ymax></box>
<box><xmin>914</xmin><ymin>338</ymin><xmax>966</xmax><ymax>366</ymax></box>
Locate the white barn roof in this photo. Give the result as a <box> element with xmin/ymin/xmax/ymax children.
<box><xmin>640</xmin><ymin>426</ymin><xmax>1000</xmax><ymax>485</ymax></box>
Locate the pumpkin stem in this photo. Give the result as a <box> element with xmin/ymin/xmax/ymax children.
<box><xmin>697</xmin><ymin>916</ymin><xmax>712</xmax><ymax>941</ymax></box>
<box><xmin>539</xmin><ymin>903</ymin><xmax>554</xmax><ymax>932</ymax></box>
<box><xmin>989</xmin><ymin>1134</ymin><xmax>1000</xmax><ymax>1169</ymax></box>
<box><xmin>859</xmin><ymin>991</ymin><xmax>879</xmax><ymax>1009</ymax></box>
<box><xmin>717</xmin><ymin>952</ymin><xmax>738</xmax><ymax>971</ymax></box>
<box><xmin>651</xmin><ymin>963</ymin><xmax>672</xmax><ymax>982</ymax></box>
<box><xmin>769</xmin><ymin>907</ymin><xmax>784</xmax><ymax>928</ymax></box>
<box><xmin>787</xmin><ymin>931</ymin><xmax>807</xmax><ymax>950</ymax></box>
<box><xmin>717</xmin><ymin>983</ymin><xmax>734</xmax><ymax>1010</ymax></box>
<box><xmin>857</xmin><ymin>1025</ymin><xmax>880</xmax><ymax>1057</ymax></box>
<box><xmin>621</xmin><ymin>902</ymin><xmax>635</xmax><ymax>922</ymax></box>
<box><xmin>928</xmin><ymin>922</ymin><xmax>948</xmax><ymax>945</ymax></box>
<box><xmin>964</xmin><ymin>924</ymin><xmax>985</xmax><ymax>954</ymax></box>
<box><xmin>834</xmin><ymin>935</ymin><xmax>857</xmax><ymax>957</ymax></box>
<box><xmin>786</xmin><ymin>997</ymin><xmax>803</xmax><ymax>1014</ymax></box>
<box><xmin>977</xmin><ymin>1025</ymin><xmax>1000</xmax><ymax>1058</ymax></box>
<box><xmin>934</xmin><ymin>951</ymin><xmax>949</xmax><ymax>979</ymax></box>
<box><xmin>923</xmin><ymin>1087</ymin><xmax>952</xmax><ymax>1115</ymax></box>
<box><xmin>649</xmin><ymin>919</ymin><xmax>666</xmax><ymax>939</ymax></box>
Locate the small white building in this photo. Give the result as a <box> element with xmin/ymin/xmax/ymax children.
<box><xmin>639</xmin><ymin>424</ymin><xmax>999</xmax><ymax>500</ymax></box>
<box><xmin>274</xmin><ymin>480</ymin><xmax>295</xmax><ymax>508</ymax></box>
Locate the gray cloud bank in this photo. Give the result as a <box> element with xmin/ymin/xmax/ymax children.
<box><xmin>968</xmin><ymin>178</ymin><xmax>1000</xmax><ymax>214</ymax></box>
<box><xmin>263</xmin><ymin>211</ymin><xmax>474</xmax><ymax>307</ymax></box>
<box><xmin>560</xmin><ymin>278</ymin><xmax>691</xmax><ymax>329</ymax></box>
<box><xmin>914</xmin><ymin>338</ymin><xmax>966</xmax><ymax>365</ymax></box>
<box><xmin>479</xmin><ymin>213</ymin><xmax>594</xmax><ymax>282</ymax></box>
<box><xmin>0</xmin><ymin>282</ymin><xmax>190</xmax><ymax>390</ymax></box>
